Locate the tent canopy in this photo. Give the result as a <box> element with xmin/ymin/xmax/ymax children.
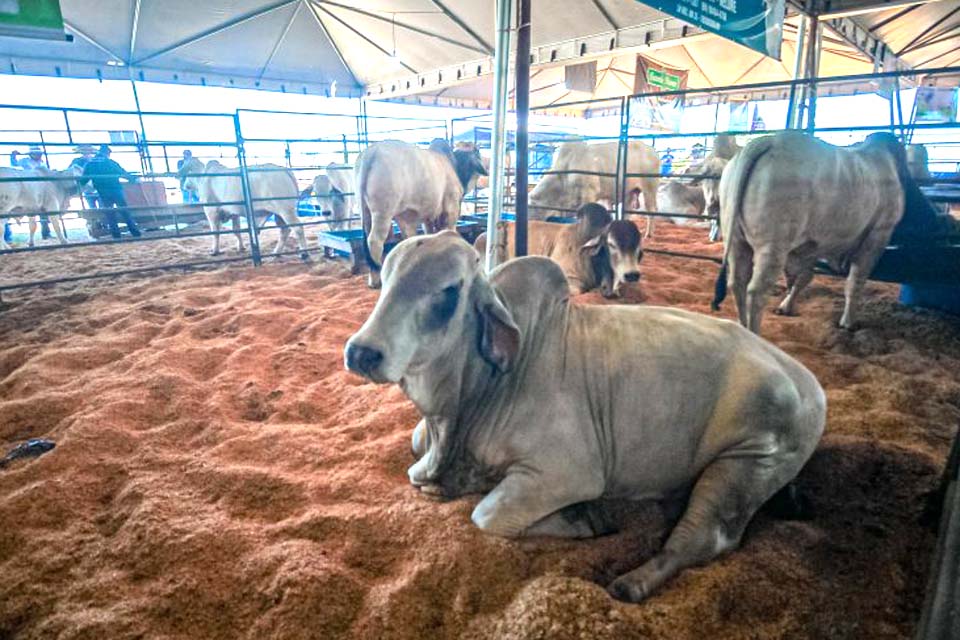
<box><xmin>0</xmin><ymin>1</ymin><xmax>956</xmax><ymax>103</ymax></box>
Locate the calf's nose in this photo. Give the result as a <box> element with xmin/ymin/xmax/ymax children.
<box><xmin>624</xmin><ymin>271</ymin><xmax>641</xmax><ymax>282</ymax></box>
<box><xmin>344</xmin><ymin>342</ymin><xmax>384</xmax><ymax>377</ymax></box>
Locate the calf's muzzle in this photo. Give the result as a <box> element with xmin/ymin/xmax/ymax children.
<box><xmin>344</xmin><ymin>342</ymin><xmax>384</xmax><ymax>379</ymax></box>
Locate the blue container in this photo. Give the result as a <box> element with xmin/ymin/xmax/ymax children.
<box><xmin>899</xmin><ymin>284</ymin><xmax>960</xmax><ymax>316</ymax></box>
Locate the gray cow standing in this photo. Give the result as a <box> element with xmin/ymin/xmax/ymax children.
<box><xmin>712</xmin><ymin>131</ymin><xmax>922</xmax><ymax>333</ymax></box>
<box><xmin>345</xmin><ymin>231</ymin><xmax>825</xmax><ymax>602</ymax></box>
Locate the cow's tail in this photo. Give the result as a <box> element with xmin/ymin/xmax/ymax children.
<box><xmin>711</xmin><ymin>136</ymin><xmax>775</xmax><ymax>312</ymax></box>
<box><xmin>356</xmin><ymin>149</ymin><xmax>379</xmax><ymax>271</ymax></box>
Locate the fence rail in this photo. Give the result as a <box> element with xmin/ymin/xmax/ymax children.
<box><xmin>0</xmin><ymin>104</ymin><xmax>453</xmax><ymax>294</ymax></box>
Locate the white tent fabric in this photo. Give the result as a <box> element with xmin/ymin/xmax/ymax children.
<box><xmin>0</xmin><ymin>0</ymin><xmax>955</xmax><ymax>102</ymax></box>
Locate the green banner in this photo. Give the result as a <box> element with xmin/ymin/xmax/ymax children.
<box><xmin>0</xmin><ymin>0</ymin><xmax>65</xmax><ymax>41</ymax></box>
<box><xmin>639</xmin><ymin>0</ymin><xmax>785</xmax><ymax>58</ymax></box>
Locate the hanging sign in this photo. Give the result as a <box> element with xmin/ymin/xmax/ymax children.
<box><xmin>637</xmin><ymin>0</ymin><xmax>785</xmax><ymax>58</ymax></box>
<box><xmin>0</xmin><ymin>0</ymin><xmax>66</xmax><ymax>41</ymax></box>
<box><xmin>634</xmin><ymin>56</ymin><xmax>688</xmax><ymax>96</ymax></box>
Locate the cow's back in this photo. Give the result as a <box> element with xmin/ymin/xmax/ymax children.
<box><xmin>359</xmin><ymin>141</ymin><xmax>458</xmax><ymax>217</ymax></box>
<box><xmin>735</xmin><ymin>133</ymin><xmax>903</xmax><ymax>257</ymax></box>
<box><xmin>559</xmin><ymin>303</ymin><xmax>823</xmax><ymax>496</ymax></box>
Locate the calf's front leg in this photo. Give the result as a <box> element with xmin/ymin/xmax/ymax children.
<box><xmin>472</xmin><ymin>470</ymin><xmax>603</xmax><ymax>538</ymax></box>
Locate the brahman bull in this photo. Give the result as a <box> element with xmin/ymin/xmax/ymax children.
<box><xmin>301</xmin><ymin>163</ymin><xmax>355</xmax><ymax>231</ymax></box>
<box><xmin>0</xmin><ymin>166</ymin><xmax>79</xmax><ymax>250</ymax></box>
<box><xmin>712</xmin><ymin>131</ymin><xmax>935</xmax><ymax>333</ymax></box>
<box><xmin>356</xmin><ymin>138</ymin><xmax>486</xmax><ymax>288</ymax></box>
<box><xmin>183</xmin><ymin>160</ymin><xmax>309</xmax><ymax>260</ymax></box>
<box><xmin>529</xmin><ymin>140</ymin><xmax>660</xmax><ymax>236</ymax></box>
<box><xmin>344</xmin><ymin>231</ymin><xmax>826</xmax><ymax>603</ymax></box>
<box><xmin>474</xmin><ymin>203</ymin><xmax>643</xmax><ymax>297</ymax></box>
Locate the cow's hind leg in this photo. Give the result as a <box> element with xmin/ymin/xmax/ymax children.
<box><xmin>27</xmin><ymin>217</ymin><xmax>38</xmax><ymax>247</ymax></box>
<box><xmin>271</xmin><ymin>216</ymin><xmax>292</xmax><ymax>257</ymax></box>
<box><xmin>839</xmin><ymin>233</ymin><xmax>888</xmax><ymax>330</ymax></box>
<box><xmin>608</xmin><ymin>454</ymin><xmax>798</xmax><ymax>603</ymax></box>
<box><xmin>50</xmin><ymin>214</ymin><xmax>67</xmax><ymax>244</ymax></box>
<box><xmin>776</xmin><ymin>244</ymin><xmax>818</xmax><ymax>316</ymax></box>
<box><xmin>641</xmin><ymin>182</ymin><xmax>658</xmax><ymax>238</ymax></box>
<box><xmin>206</xmin><ymin>208</ymin><xmax>223</xmax><ymax>256</ymax></box>
<box><xmin>231</xmin><ymin>215</ymin><xmax>245</xmax><ymax>252</ymax></box>
<box><xmin>729</xmin><ymin>237</ymin><xmax>753</xmax><ymax>327</ymax></box>
<box><xmin>276</xmin><ymin>208</ymin><xmax>309</xmax><ymax>261</ymax></box>
<box><xmin>745</xmin><ymin>247</ymin><xmax>786</xmax><ymax>334</ymax></box>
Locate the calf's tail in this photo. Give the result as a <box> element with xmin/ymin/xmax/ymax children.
<box><xmin>710</xmin><ymin>136</ymin><xmax>775</xmax><ymax>312</ymax></box>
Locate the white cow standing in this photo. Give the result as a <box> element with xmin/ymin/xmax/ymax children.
<box><xmin>712</xmin><ymin>131</ymin><xmax>931</xmax><ymax>333</ymax></box>
<box><xmin>529</xmin><ymin>140</ymin><xmax>661</xmax><ymax>236</ymax></box>
<box><xmin>356</xmin><ymin>138</ymin><xmax>487</xmax><ymax>288</ymax></box>
<box><xmin>303</xmin><ymin>163</ymin><xmax>355</xmax><ymax>231</ymax></box>
<box><xmin>0</xmin><ymin>166</ymin><xmax>79</xmax><ymax>250</ymax></box>
<box><xmin>183</xmin><ymin>159</ymin><xmax>309</xmax><ymax>260</ymax></box>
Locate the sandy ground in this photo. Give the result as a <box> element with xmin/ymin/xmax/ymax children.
<box><xmin>1</xmin><ymin>223</ymin><xmax>959</xmax><ymax>640</ymax></box>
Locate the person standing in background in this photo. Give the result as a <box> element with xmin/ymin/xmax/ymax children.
<box><xmin>177</xmin><ymin>150</ymin><xmax>199</xmax><ymax>203</ymax></box>
<box><xmin>82</xmin><ymin>145</ymin><xmax>141</xmax><ymax>239</ymax></box>
<box><xmin>69</xmin><ymin>144</ymin><xmax>99</xmax><ymax>209</ymax></box>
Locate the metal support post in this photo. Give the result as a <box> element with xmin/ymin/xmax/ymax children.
<box><xmin>130</xmin><ymin>78</ymin><xmax>154</xmax><ymax>174</ymax></box>
<box><xmin>233</xmin><ymin>113</ymin><xmax>263</xmax><ymax>267</ymax></box>
<box><xmin>804</xmin><ymin>15</ymin><xmax>820</xmax><ymax>132</ymax></box>
<box><xmin>786</xmin><ymin>15</ymin><xmax>807</xmax><ymax>129</ymax></box>
<box><xmin>484</xmin><ymin>0</ymin><xmax>514</xmax><ymax>272</ymax></box>
<box><xmin>62</xmin><ymin>109</ymin><xmax>74</xmax><ymax>144</ymax></box>
<box><xmin>514</xmin><ymin>0</ymin><xmax>530</xmax><ymax>257</ymax></box>
<box><xmin>615</xmin><ymin>97</ymin><xmax>631</xmax><ymax>221</ymax></box>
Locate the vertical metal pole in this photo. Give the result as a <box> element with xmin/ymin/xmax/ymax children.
<box><xmin>485</xmin><ymin>0</ymin><xmax>514</xmax><ymax>272</ymax></box>
<box><xmin>233</xmin><ymin>113</ymin><xmax>262</xmax><ymax>267</ymax></box>
<box><xmin>62</xmin><ymin>109</ymin><xmax>74</xmax><ymax>144</ymax></box>
<box><xmin>341</xmin><ymin>133</ymin><xmax>349</xmax><ymax>163</ymax></box>
<box><xmin>284</xmin><ymin>141</ymin><xmax>292</xmax><ymax>167</ymax></box>
<box><xmin>162</xmin><ymin>145</ymin><xmax>170</xmax><ymax>174</ymax></box>
<box><xmin>804</xmin><ymin>15</ymin><xmax>820</xmax><ymax>132</ymax></box>
<box><xmin>785</xmin><ymin>16</ymin><xmax>807</xmax><ymax>129</ymax></box>
<box><xmin>894</xmin><ymin>76</ymin><xmax>906</xmax><ymax>142</ymax></box>
<box><xmin>38</xmin><ymin>131</ymin><xmax>49</xmax><ymax>167</ymax></box>
<box><xmin>129</xmin><ymin>78</ymin><xmax>154</xmax><ymax>174</ymax></box>
<box><xmin>514</xmin><ymin>0</ymin><xmax>530</xmax><ymax>257</ymax></box>
<box><xmin>615</xmin><ymin>97</ymin><xmax>631</xmax><ymax>221</ymax></box>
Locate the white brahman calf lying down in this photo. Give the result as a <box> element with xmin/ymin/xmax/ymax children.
<box><xmin>344</xmin><ymin>231</ymin><xmax>826</xmax><ymax>603</ymax></box>
<box><xmin>473</xmin><ymin>203</ymin><xmax>643</xmax><ymax>298</ymax></box>
<box><xmin>182</xmin><ymin>159</ymin><xmax>309</xmax><ymax>260</ymax></box>
<box><xmin>712</xmin><ymin>131</ymin><xmax>936</xmax><ymax>333</ymax></box>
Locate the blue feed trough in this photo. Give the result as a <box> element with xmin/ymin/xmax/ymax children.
<box><xmin>318</xmin><ymin>220</ymin><xmax>481</xmax><ymax>273</ymax></box>
<box><xmin>900</xmin><ymin>284</ymin><xmax>960</xmax><ymax>316</ymax></box>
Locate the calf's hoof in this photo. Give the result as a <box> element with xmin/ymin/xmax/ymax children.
<box><xmin>299</xmin><ymin>251</ymin><xmax>311</xmax><ymax>263</ymax></box>
<box><xmin>367</xmin><ymin>272</ymin><xmax>382</xmax><ymax>289</ymax></box>
<box><xmin>773</xmin><ymin>307</ymin><xmax>796</xmax><ymax>317</ymax></box>
<box><xmin>209</xmin><ymin>250</ymin><xmax>220</xmax><ymax>257</ymax></box>
<box><xmin>607</xmin><ymin>575</ymin><xmax>650</xmax><ymax>604</ymax></box>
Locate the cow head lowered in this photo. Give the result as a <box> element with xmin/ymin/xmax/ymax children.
<box><xmin>345</xmin><ymin>231</ymin><xmax>521</xmax><ymax>409</ymax></box>
<box><xmin>580</xmin><ymin>215</ymin><xmax>643</xmax><ymax>298</ymax></box>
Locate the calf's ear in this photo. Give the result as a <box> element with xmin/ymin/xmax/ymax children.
<box><xmin>579</xmin><ymin>235</ymin><xmax>604</xmax><ymax>256</ymax></box>
<box><xmin>473</xmin><ymin>277</ymin><xmax>520</xmax><ymax>373</ymax></box>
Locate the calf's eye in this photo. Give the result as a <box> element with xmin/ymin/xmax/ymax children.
<box><xmin>425</xmin><ymin>284</ymin><xmax>461</xmax><ymax>330</ymax></box>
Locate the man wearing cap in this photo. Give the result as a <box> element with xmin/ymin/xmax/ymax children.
<box><xmin>176</xmin><ymin>150</ymin><xmax>199</xmax><ymax>203</ymax></box>
<box><xmin>81</xmin><ymin>145</ymin><xmax>142</xmax><ymax>239</ymax></box>
<box><xmin>69</xmin><ymin>145</ymin><xmax>99</xmax><ymax>209</ymax></box>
